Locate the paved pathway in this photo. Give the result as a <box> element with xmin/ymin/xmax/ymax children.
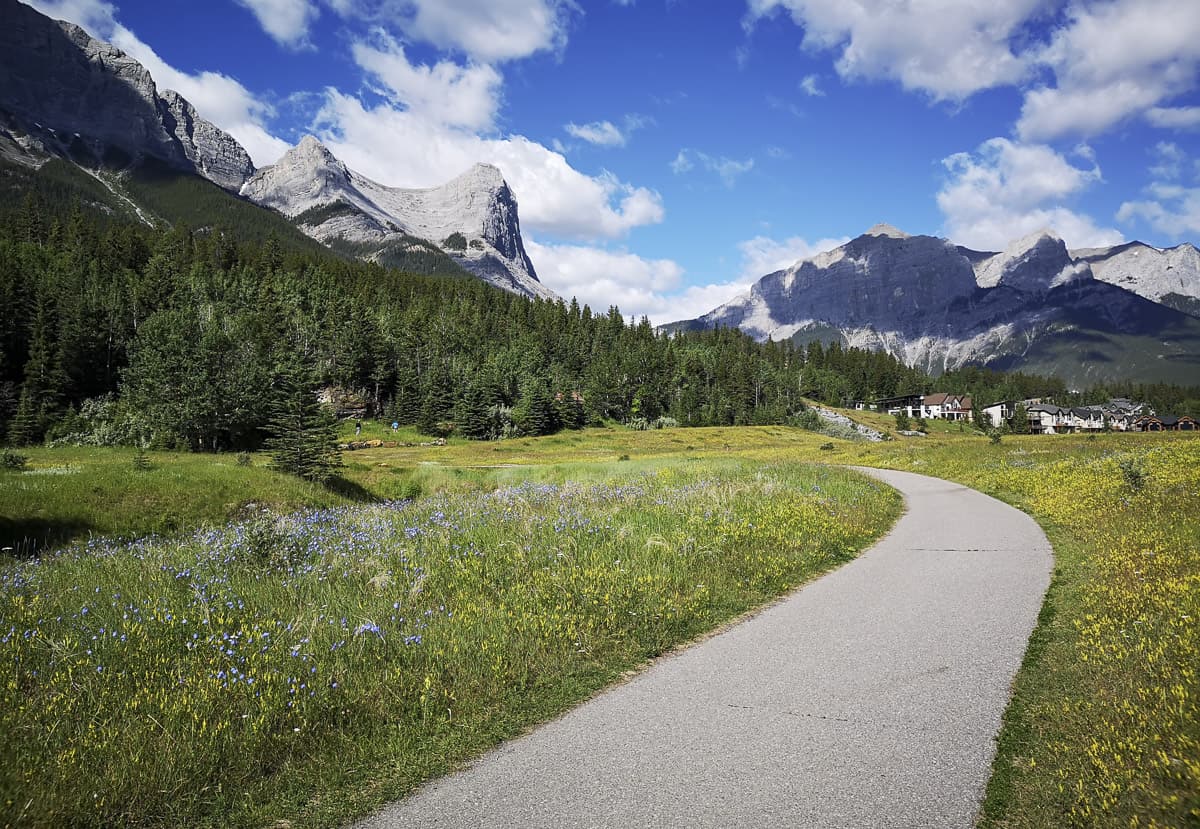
<box><xmin>357</xmin><ymin>468</ymin><xmax>1053</xmax><ymax>829</ymax></box>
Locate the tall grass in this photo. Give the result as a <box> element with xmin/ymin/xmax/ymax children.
<box><xmin>0</xmin><ymin>460</ymin><xmax>899</xmax><ymax>827</ymax></box>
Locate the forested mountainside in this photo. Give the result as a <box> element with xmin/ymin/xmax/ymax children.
<box><xmin>2</xmin><ymin>170</ymin><xmax>1198</xmax><ymax>453</ymax></box>
<box><xmin>0</xmin><ymin>183</ymin><xmax>922</xmax><ymax>451</ymax></box>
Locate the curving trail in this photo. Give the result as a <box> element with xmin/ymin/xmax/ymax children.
<box><xmin>357</xmin><ymin>467</ymin><xmax>1053</xmax><ymax>829</ymax></box>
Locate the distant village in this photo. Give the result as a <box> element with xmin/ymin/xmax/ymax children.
<box><xmin>854</xmin><ymin>394</ymin><xmax>1198</xmax><ymax>434</ymax></box>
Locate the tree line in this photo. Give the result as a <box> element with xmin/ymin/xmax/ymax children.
<box><xmin>1</xmin><ymin>191</ymin><xmax>1195</xmax><ymax>460</ymax></box>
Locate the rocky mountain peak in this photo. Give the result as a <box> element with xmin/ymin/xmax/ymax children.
<box><xmin>865</xmin><ymin>222</ymin><xmax>910</xmax><ymax>239</ymax></box>
<box><xmin>242</xmin><ymin>139</ymin><xmax>553</xmax><ymax>300</ymax></box>
<box><xmin>973</xmin><ymin>228</ymin><xmax>1089</xmax><ymax>293</ymax></box>
<box><xmin>0</xmin><ymin>0</ymin><xmax>253</xmax><ymax>190</ymax></box>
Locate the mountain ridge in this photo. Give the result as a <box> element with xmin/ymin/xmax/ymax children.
<box><xmin>0</xmin><ymin>0</ymin><xmax>552</xmax><ymax>300</ymax></box>
<box><xmin>242</xmin><ymin>137</ymin><xmax>553</xmax><ymax>300</ymax></box>
<box><xmin>671</xmin><ymin>225</ymin><xmax>1200</xmax><ymax>387</ymax></box>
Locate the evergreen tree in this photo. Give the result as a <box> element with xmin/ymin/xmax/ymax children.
<box><xmin>514</xmin><ymin>377</ymin><xmax>556</xmax><ymax>436</ymax></box>
<box><xmin>417</xmin><ymin>360</ymin><xmax>455</xmax><ymax>435</ymax></box>
<box><xmin>7</xmin><ymin>291</ymin><xmax>66</xmax><ymax>445</ymax></box>
<box><xmin>265</xmin><ymin>357</ymin><xmax>342</xmax><ymax>483</ymax></box>
<box><xmin>389</xmin><ymin>360</ymin><xmax>422</xmax><ymax>425</ymax></box>
<box><xmin>456</xmin><ymin>381</ymin><xmax>495</xmax><ymax>439</ymax></box>
<box><xmin>1010</xmin><ymin>403</ymin><xmax>1030</xmax><ymax>434</ymax></box>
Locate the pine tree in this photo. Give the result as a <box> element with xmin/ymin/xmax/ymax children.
<box><xmin>389</xmin><ymin>360</ymin><xmax>421</xmax><ymax>425</ymax></box>
<box><xmin>265</xmin><ymin>358</ymin><xmax>342</xmax><ymax>483</ymax></box>
<box><xmin>1010</xmin><ymin>403</ymin><xmax>1030</xmax><ymax>434</ymax></box>
<box><xmin>457</xmin><ymin>381</ymin><xmax>494</xmax><ymax>439</ymax></box>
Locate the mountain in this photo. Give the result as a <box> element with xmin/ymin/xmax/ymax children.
<box><xmin>671</xmin><ymin>226</ymin><xmax>1200</xmax><ymax>387</ymax></box>
<box><xmin>0</xmin><ymin>0</ymin><xmax>253</xmax><ymax>190</ymax></box>
<box><xmin>241</xmin><ymin>137</ymin><xmax>553</xmax><ymax>300</ymax></box>
<box><xmin>1072</xmin><ymin>241</ymin><xmax>1200</xmax><ymax>317</ymax></box>
<box><xmin>0</xmin><ymin>0</ymin><xmax>552</xmax><ymax>300</ymax></box>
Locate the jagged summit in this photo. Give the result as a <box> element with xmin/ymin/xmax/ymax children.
<box><xmin>669</xmin><ymin>223</ymin><xmax>1200</xmax><ymax>386</ymax></box>
<box><xmin>974</xmin><ymin>229</ymin><xmax>1089</xmax><ymax>293</ymax></box>
<box><xmin>0</xmin><ymin>0</ymin><xmax>253</xmax><ymax>190</ymax></box>
<box><xmin>865</xmin><ymin>223</ymin><xmax>910</xmax><ymax>239</ymax></box>
<box><xmin>243</xmin><ymin>138</ymin><xmax>554</xmax><ymax>300</ymax></box>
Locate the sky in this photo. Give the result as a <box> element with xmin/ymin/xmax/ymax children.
<box><xmin>23</xmin><ymin>0</ymin><xmax>1200</xmax><ymax>323</ymax></box>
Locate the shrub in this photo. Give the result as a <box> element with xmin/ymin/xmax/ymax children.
<box><xmin>236</xmin><ymin>452</ymin><xmax>252</xmax><ymax>467</ymax></box>
<box><xmin>1</xmin><ymin>449</ymin><xmax>28</xmax><ymax>471</ymax></box>
<box><xmin>894</xmin><ymin>412</ymin><xmax>911</xmax><ymax>431</ymax></box>
<box><xmin>792</xmin><ymin>409</ymin><xmax>822</xmax><ymax>431</ymax></box>
<box><xmin>442</xmin><ymin>232</ymin><xmax>467</xmax><ymax>250</ymax></box>
<box><xmin>1117</xmin><ymin>455</ymin><xmax>1146</xmax><ymax>491</ymax></box>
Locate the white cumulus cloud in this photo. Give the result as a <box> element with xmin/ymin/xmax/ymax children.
<box><xmin>324</xmin><ymin>0</ymin><xmax>578</xmax><ymax>63</ymax></box>
<box><xmin>745</xmin><ymin>0</ymin><xmax>1039</xmax><ymax>100</ymax></box>
<box><xmin>1017</xmin><ymin>0</ymin><xmax>1200</xmax><ymax>141</ymax></box>
<box><xmin>316</xmin><ymin>92</ymin><xmax>663</xmax><ymax>240</ymax></box>
<box><xmin>526</xmin><ymin>239</ymin><xmax>747</xmax><ymax>325</ymax></box>
<box><xmin>352</xmin><ymin>31</ymin><xmax>502</xmax><ymax>131</ymax></box>
<box><xmin>1118</xmin><ymin>144</ymin><xmax>1200</xmax><ymax>238</ymax></box>
<box><xmin>937</xmin><ymin>137</ymin><xmax>1124</xmax><ymax>250</ymax></box>
<box><xmin>737</xmin><ymin>234</ymin><xmax>849</xmax><ymax>279</ymax></box>
<box><xmin>233</xmin><ymin>0</ymin><xmax>320</xmax><ymax>49</ymax></box>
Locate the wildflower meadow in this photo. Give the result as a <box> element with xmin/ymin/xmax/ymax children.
<box><xmin>0</xmin><ymin>459</ymin><xmax>899</xmax><ymax>827</ymax></box>
<box><xmin>837</xmin><ymin>433</ymin><xmax>1200</xmax><ymax>828</ymax></box>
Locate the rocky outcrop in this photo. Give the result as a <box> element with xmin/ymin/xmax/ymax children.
<box><xmin>1074</xmin><ymin>241</ymin><xmax>1200</xmax><ymax>316</ymax></box>
<box><xmin>243</xmin><ymin>137</ymin><xmax>554</xmax><ymax>300</ymax></box>
<box><xmin>0</xmin><ymin>0</ymin><xmax>253</xmax><ymax>189</ymax></box>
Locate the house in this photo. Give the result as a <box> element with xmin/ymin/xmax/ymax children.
<box><xmin>1066</xmin><ymin>407</ymin><xmax>1106</xmax><ymax>432</ymax></box>
<box><xmin>875</xmin><ymin>394</ymin><xmax>924</xmax><ymax>418</ymax></box>
<box><xmin>1134</xmin><ymin>414</ymin><xmax>1198</xmax><ymax>432</ymax></box>
<box><xmin>982</xmin><ymin>400</ymin><xmax>1017</xmax><ymax>429</ymax></box>
<box><xmin>1099</xmin><ymin>398</ymin><xmax>1149</xmax><ymax>431</ymax></box>
<box><xmin>921</xmin><ymin>393</ymin><xmax>973</xmax><ymax>421</ymax></box>
<box><xmin>1027</xmin><ymin>403</ymin><xmax>1069</xmax><ymax>434</ymax></box>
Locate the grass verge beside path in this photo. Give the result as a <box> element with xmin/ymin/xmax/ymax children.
<box><xmin>826</xmin><ymin>432</ymin><xmax>1200</xmax><ymax>829</ymax></box>
<box><xmin>0</xmin><ymin>459</ymin><xmax>900</xmax><ymax>828</ymax></box>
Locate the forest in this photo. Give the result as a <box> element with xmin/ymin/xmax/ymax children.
<box><xmin>1</xmin><ymin>180</ymin><xmax>1197</xmax><ymax>457</ymax></box>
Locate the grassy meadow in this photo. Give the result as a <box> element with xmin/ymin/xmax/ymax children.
<box><xmin>0</xmin><ymin>437</ymin><xmax>899</xmax><ymax>827</ymax></box>
<box><xmin>2</xmin><ymin>420</ymin><xmax>1198</xmax><ymax>827</ymax></box>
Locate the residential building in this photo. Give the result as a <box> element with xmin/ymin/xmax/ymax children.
<box><xmin>921</xmin><ymin>393</ymin><xmax>972</xmax><ymax>422</ymax></box>
<box><xmin>1027</xmin><ymin>404</ymin><xmax>1069</xmax><ymax>434</ymax></box>
<box><xmin>981</xmin><ymin>400</ymin><xmax>1016</xmax><ymax>429</ymax></box>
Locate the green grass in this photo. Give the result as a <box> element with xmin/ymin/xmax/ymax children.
<box><xmin>0</xmin><ymin>447</ymin><xmax>351</xmax><ymax>557</ymax></box>
<box><xmin>4</xmin><ymin>420</ymin><xmax>1198</xmax><ymax>828</ymax></box>
<box><xmin>826</xmin><ymin>430</ymin><xmax>1200</xmax><ymax>828</ymax></box>
<box><xmin>0</xmin><ymin>458</ymin><xmax>900</xmax><ymax>827</ymax></box>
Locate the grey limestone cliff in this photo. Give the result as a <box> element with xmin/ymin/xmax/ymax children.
<box><xmin>0</xmin><ymin>0</ymin><xmax>253</xmax><ymax>190</ymax></box>
<box><xmin>243</xmin><ymin>136</ymin><xmax>554</xmax><ymax>300</ymax></box>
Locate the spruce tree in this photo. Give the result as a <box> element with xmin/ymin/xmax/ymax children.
<box><xmin>457</xmin><ymin>381</ymin><xmax>494</xmax><ymax>439</ymax></box>
<box><xmin>265</xmin><ymin>357</ymin><xmax>342</xmax><ymax>483</ymax></box>
<box><xmin>1010</xmin><ymin>403</ymin><xmax>1030</xmax><ymax>434</ymax></box>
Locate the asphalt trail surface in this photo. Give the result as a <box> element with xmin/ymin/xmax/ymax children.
<box><xmin>357</xmin><ymin>467</ymin><xmax>1053</xmax><ymax>829</ymax></box>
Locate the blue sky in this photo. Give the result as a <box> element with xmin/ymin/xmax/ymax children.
<box><xmin>26</xmin><ymin>0</ymin><xmax>1200</xmax><ymax>322</ymax></box>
